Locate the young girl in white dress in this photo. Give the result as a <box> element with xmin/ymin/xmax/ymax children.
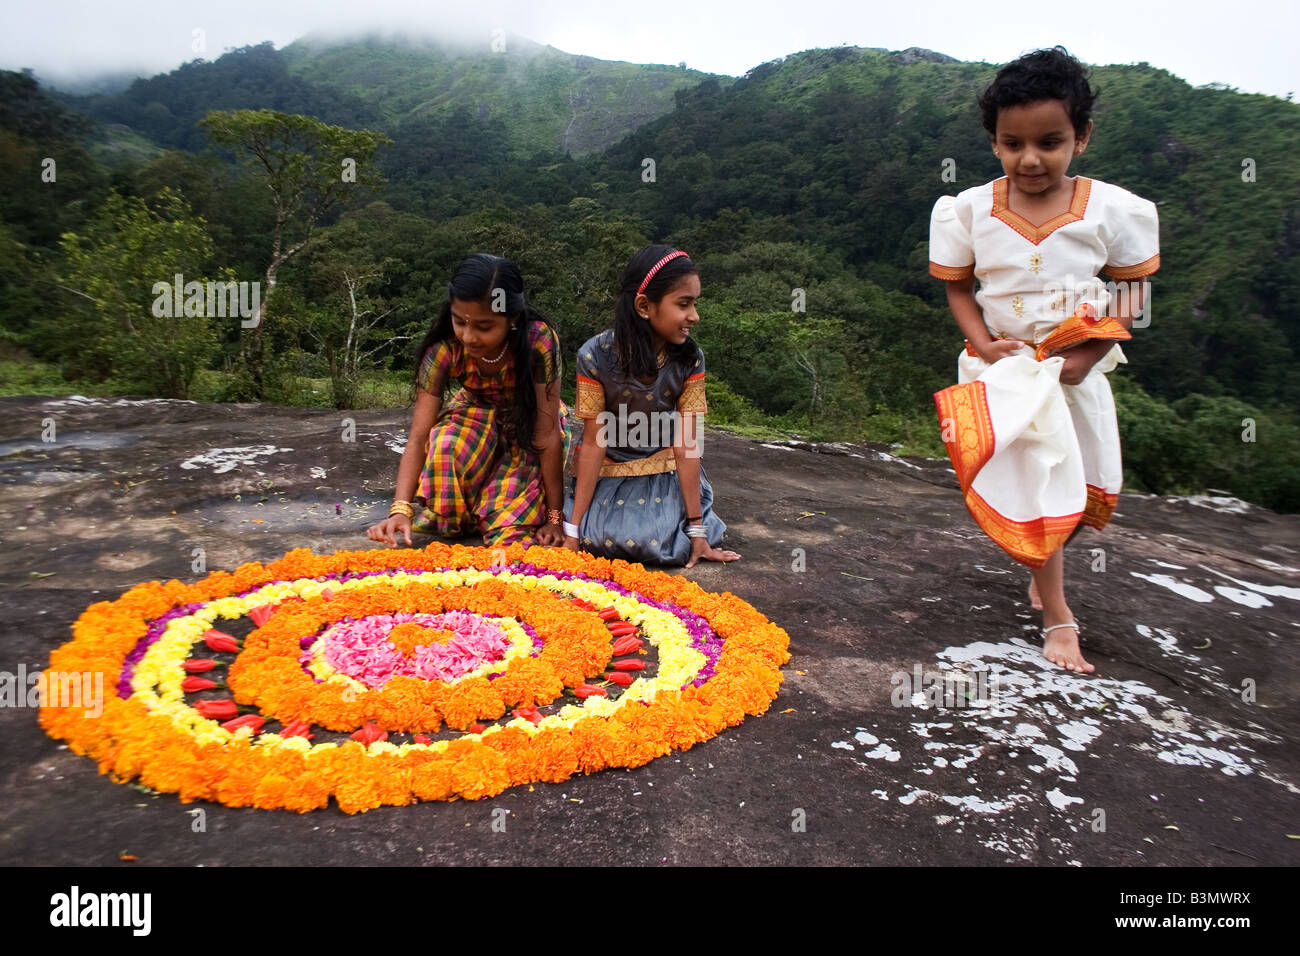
<box><xmin>929</xmin><ymin>47</ymin><xmax>1160</xmax><ymax>673</ymax></box>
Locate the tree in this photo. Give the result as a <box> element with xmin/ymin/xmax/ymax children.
<box><xmin>53</xmin><ymin>189</ymin><xmax>220</xmax><ymax>398</ymax></box>
<box><xmin>297</xmin><ymin>219</ymin><xmax>406</xmax><ymax>409</ymax></box>
<box><xmin>198</xmin><ymin>109</ymin><xmax>391</xmax><ymax>396</ymax></box>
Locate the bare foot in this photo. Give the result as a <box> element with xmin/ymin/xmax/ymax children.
<box><xmin>1028</xmin><ymin>576</ymin><xmax>1043</xmax><ymax>610</ymax></box>
<box><xmin>1042</xmin><ymin>617</ymin><xmax>1094</xmax><ymax>674</ymax></box>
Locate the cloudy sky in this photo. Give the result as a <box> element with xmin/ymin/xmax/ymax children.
<box><xmin>5</xmin><ymin>0</ymin><xmax>1297</xmax><ymax>99</ymax></box>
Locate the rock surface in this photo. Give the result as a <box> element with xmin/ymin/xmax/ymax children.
<box><xmin>1</xmin><ymin>394</ymin><xmax>1296</xmax><ymax>866</ymax></box>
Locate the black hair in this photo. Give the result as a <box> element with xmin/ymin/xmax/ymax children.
<box><xmin>613</xmin><ymin>244</ymin><xmax>703</xmax><ymax>379</ymax></box>
<box><xmin>979</xmin><ymin>46</ymin><xmax>1097</xmax><ymax>138</ymax></box>
<box><xmin>412</xmin><ymin>253</ymin><xmax>558</xmax><ymax>455</ymax></box>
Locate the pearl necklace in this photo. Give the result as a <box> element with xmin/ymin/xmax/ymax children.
<box><xmin>477</xmin><ymin>342</ymin><xmax>509</xmax><ymax>364</ymax></box>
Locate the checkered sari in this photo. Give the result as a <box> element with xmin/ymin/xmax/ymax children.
<box><xmin>412</xmin><ymin>322</ymin><xmax>569</xmax><ymax>546</ymax></box>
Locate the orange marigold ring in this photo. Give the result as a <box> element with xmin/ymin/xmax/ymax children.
<box><xmin>39</xmin><ymin>544</ymin><xmax>791</xmax><ymax>812</ymax></box>
<box><xmin>229</xmin><ymin>582</ymin><xmax>610</xmax><ymax>732</ymax></box>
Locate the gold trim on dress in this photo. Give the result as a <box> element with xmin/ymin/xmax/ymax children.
<box><xmin>1081</xmin><ymin>484</ymin><xmax>1119</xmax><ymax>530</ymax></box>
<box><xmin>1106</xmin><ymin>254</ymin><xmax>1160</xmax><ymax>280</ymax></box>
<box><xmin>676</xmin><ymin>373</ymin><xmax>708</xmax><ymax>415</ymax></box>
<box><xmin>991</xmin><ymin>177</ymin><xmax>1091</xmax><ymax>245</ymax></box>
<box><xmin>965</xmin><ymin>488</ymin><xmax>1081</xmax><ymax>568</ymax></box>
<box><xmin>930</xmin><ymin>262</ymin><xmax>975</xmax><ymax>281</ymax></box>
<box><xmin>935</xmin><ymin>380</ymin><xmax>996</xmax><ymax>491</ymax></box>
<box><xmin>575</xmin><ymin>375</ymin><xmax>605</xmax><ymax>419</ymax></box>
<box><xmin>599</xmin><ymin>447</ymin><xmax>677</xmax><ymax>478</ymax></box>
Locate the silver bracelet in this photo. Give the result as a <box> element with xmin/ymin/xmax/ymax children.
<box><xmin>685</xmin><ymin>524</ymin><xmax>709</xmax><ymax>538</ymax></box>
<box><xmin>563</xmin><ymin>521</ymin><xmax>580</xmax><ymax>538</ymax></box>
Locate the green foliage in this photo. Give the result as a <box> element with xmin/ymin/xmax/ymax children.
<box><xmin>0</xmin><ymin>357</ymin><xmax>86</xmax><ymax>396</ymax></box>
<box><xmin>0</xmin><ymin>70</ymin><xmax>106</xmax><ymax>249</ymax></box>
<box><xmin>1114</xmin><ymin>374</ymin><xmax>1300</xmax><ymax>510</ymax></box>
<box><xmin>51</xmin><ymin>189</ymin><xmax>220</xmax><ymax>398</ymax></box>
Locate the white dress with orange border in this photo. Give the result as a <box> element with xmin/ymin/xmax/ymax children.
<box><xmin>928</xmin><ymin>176</ymin><xmax>1160</xmax><ymax>567</ymax></box>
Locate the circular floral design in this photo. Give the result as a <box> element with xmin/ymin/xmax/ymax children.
<box><xmin>39</xmin><ymin>544</ymin><xmax>790</xmax><ymax>812</ymax></box>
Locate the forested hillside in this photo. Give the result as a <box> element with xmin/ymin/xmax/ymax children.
<box><xmin>4</xmin><ymin>37</ymin><xmax>1297</xmax><ymax>510</ymax></box>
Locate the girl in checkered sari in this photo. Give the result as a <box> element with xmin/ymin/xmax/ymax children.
<box><xmin>367</xmin><ymin>255</ymin><xmax>570</xmax><ymax>548</ymax></box>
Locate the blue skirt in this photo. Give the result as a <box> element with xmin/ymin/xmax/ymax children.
<box><xmin>565</xmin><ymin>468</ymin><xmax>726</xmax><ymax>566</ymax></box>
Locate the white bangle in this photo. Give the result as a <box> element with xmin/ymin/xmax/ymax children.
<box><xmin>686</xmin><ymin>524</ymin><xmax>708</xmax><ymax>538</ymax></box>
<box><xmin>563</xmin><ymin>521</ymin><xmax>580</xmax><ymax>538</ymax></box>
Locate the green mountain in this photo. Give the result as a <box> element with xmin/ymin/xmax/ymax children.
<box><xmin>52</xmin><ymin>34</ymin><xmax>723</xmax><ymax>161</ymax></box>
<box><xmin>281</xmin><ymin>32</ymin><xmax>724</xmax><ymax>157</ymax></box>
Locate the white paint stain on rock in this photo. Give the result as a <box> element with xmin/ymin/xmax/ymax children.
<box><xmin>1129</xmin><ymin>572</ymin><xmax>1215</xmax><ymax>603</ymax></box>
<box><xmin>1156</xmin><ymin>743</ymin><xmax>1253</xmax><ymax>776</ymax></box>
<box><xmin>1057</xmin><ymin>719</ymin><xmax>1103</xmax><ymax>751</ymax></box>
<box><xmin>180</xmin><ymin>445</ymin><xmax>293</xmax><ymax>474</ymax></box>
<box><xmin>1202</xmin><ymin>566</ymin><xmax>1300</xmax><ymax>601</ymax></box>
<box><xmin>826</xmin><ymin>634</ymin><xmax>1285</xmax><ymax>863</ymax></box>
<box><xmin>864</xmin><ymin>743</ymin><xmax>901</xmax><ymax>762</ymax></box>
<box><xmin>1046</xmin><ymin>788</ymin><xmax>1084</xmax><ymax>810</ymax></box>
<box><xmin>46</xmin><ymin>395</ymin><xmax>197</xmax><ymax>407</ymax></box>
<box><xmin>1213</xmin><ymin>586</ymin><xmax>1272</xmax><ymax>609</ymax></box>
<box><xmin>1170</xmin><ymin>495</ymin><xmax>1253</xmax><ymax>514</ymax></box>
<box><xmin>943</xmin><ymin>793</ymin><xmax>1029</xmax><ymax>814</ymax></box>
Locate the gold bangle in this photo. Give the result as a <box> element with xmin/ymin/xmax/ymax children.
<box><xmin>389</xmin><ymin>502</ymin><xmax>414</xmax><ymax>518</ymax></box>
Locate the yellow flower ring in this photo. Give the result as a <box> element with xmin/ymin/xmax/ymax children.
<box><xmin>39</xmin><ymin>544</ymin><xmax>791</xmax><ymax>812</ymax></box>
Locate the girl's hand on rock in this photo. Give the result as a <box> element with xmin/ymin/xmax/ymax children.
<box><xmin>367</xmin><ymin>514</ymin><xmax>412</xmax><ymax>549</ymax></box>
<box><xmin>534</xmin><ymin>522</ymin><xmax>564</xmax><ymax>547</ymax></box>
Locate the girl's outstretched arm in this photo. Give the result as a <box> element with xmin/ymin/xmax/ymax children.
<box><xmin>367</xmin><ymin>388</ymin><xmax>440</xmax><ymax>548</ymax></box>
<box><xmin>532</xmin><ymin>377</ymin><xmax>567</xmax><ymax>547</ymax></box>
<box><xmin>566</xmin><ymin>418</ymin><xmax>606</xmax><ymax>550</ymax></box>
<box><xmin>673</xmin><ymin>414</ymin><xmax>739</xmax><ymax>567</ymax></box>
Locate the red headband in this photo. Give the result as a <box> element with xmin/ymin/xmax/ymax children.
<box><xmin>637</xmin><ymin>250</ymin><xmax>689</xmax><ymax>296</ymax></box>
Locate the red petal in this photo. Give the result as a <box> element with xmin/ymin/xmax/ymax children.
<box><xmin>349</xmin><ymin>722</ymin><xmax>388</xmax><ymax>746</ymax></box>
